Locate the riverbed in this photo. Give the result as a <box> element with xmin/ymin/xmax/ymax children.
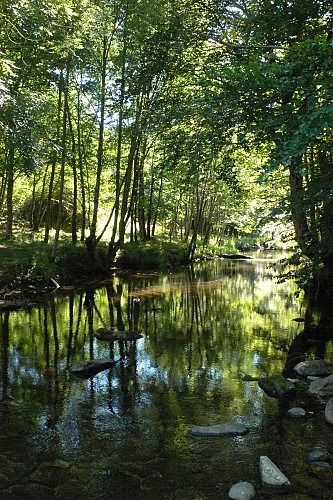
<box><xmin>0</xmin><ymin>255</ymin><xmax>332</xmax><ymax>498</ymax></box>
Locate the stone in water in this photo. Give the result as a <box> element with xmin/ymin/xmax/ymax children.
<box><xmin>190</xmin><ymin>423</ymin><xmax>249</xmax><ymax>437</ymax></box>
<box><xmin>260</xmin><ymin>456</ymin><xmax>290</xmax><ymax>487</ymax></box>
<box><xmin>228</xmin><ymin>481</ymin><xmax>256</xmax><ymax>499</ymax></box>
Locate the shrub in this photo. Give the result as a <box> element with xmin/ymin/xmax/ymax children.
<box><xmin>116</xmin><ymin>240</ymin><xmax>189</xmax><ymax>270</ymax></box>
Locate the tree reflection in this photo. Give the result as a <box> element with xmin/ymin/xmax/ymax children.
<box><xmin>0</xmin><ymin>311</ymin><xmax>11</xmax><ymax>402</ymax></box>
<box><xmin>283</xmin><ymin>295</ymin><xmax>333</xmax><ymax>376</ymax></box>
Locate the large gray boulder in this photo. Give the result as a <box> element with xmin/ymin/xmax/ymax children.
<box><xmin>260</xmin><ymin>456</ymin><xmax>290</xmax><ymax>487</ymax></box>
<box><xmin>190</xmin><ymin>423</ymin><xmax>249</xmax><ymax>437</ymax></box>
<box><xmin>258</xmin><ymin>375</ymin><xmax>295</xmax><ymax>398</ymax></box>
<box><xmin>294</xmin><ymin>359</ymin><xmax>331</xmax><ymax>377</ymax></box>
<box><xmin>309</xmin><ymin>375</ymin><xmax>333</xmax><ymax>397</ymax></box>
<box><xmin>228</xmin><ymin>481</ymin><xmax>256</xmax><ymax>499</ymax></box>
<box><xmin>325</xmin><ymin>397</ymin><xmax>333</xmax><ymax>425</ymax></box>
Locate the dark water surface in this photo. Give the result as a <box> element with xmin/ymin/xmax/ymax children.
<box><xmin>1</xmin><ymin>256</ymin><xmax>333</xmax><ymax>498</ymax></box>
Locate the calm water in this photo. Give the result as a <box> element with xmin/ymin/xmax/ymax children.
<box><xmin>1</xmin><ymin>256</ymin><xmax>333</xmax><ymax>499</ymax></box>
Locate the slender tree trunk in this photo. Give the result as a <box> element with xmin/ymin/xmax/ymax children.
<box><xmin>107</xmin><ymin>34</ymin><xmax>127</xmax><ymax>264</ymax></box>
<box><xmin>289</xmin><ymin>159</ymin><xmax>314</xmax><ymax>258</ymax></box>
<box><xmin>86</xmin><ymin>36</ymin><xmax>111</xmax><ymax>263</ymax></box>
<box><xmin>44</xmin><ymin>78</ymin><xmax>63</xmax><ymax>243</ymax></box>
<box><xmin>35</xmin><ymin>165</ymin><xmax>48</xmax><ymax>231</ymax></box>
<box><xmin>52</xmin><ymin>67</ymin><xmax>69</xmax><ymax>259</ymax></box>
<box><xmin>151</xmin><ymin>175</ymin><xmax>163</xmax><ymax>238</ymax></box>
<box><xmin>0</xmin><ymin>172</ymin><xmax>7</xmax><ymax>212</ymax></box>
<box><xmin>5</xmin><ymin>142</ymin><xmax>14</xmax><ymax>239</ymax></box>
<box><xmin>77</xmin><ymin>86</ymin><xmax>86</xmax><ymax>242</ymax></box>
<box><xmin>67</xmin><ymin>105</ymin><xmax>78</xmax><ymax>244</ymax></box>
<box><xmin>30</xmin><ymin>173</ymin><xmax>37</xmax><ymax>229</ymax></box>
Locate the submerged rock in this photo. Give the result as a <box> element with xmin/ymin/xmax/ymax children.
<box><xmin>228</xmin><ymin>481</ymin><xmax>256</xmax><ymax>499</ymax></box>
<box><xmin>258</xmin><ymin>375</ymin><xmax>296</xmax><ymax>398</ymax></box>
<box><xmin>190</xmin><ymin>423</ymin><xmax>249</xmax><ymax>437</ymax></box>
<box><xmin>287</xmin><ymin>407</ymin><xmax>306</xmax><ymax>418</ymax></box>
<box><xmin>70</xmin><ymin>359</ymin><xmax>116</xmax><ymax>378</ymax></box>
<box><xmin>294</xmin><ymin>360</ymin><xmax>331</xmax><ymax>377</ymax></box>
<box><xmin>260</xmin><ymin>456</ymin><xmax>290</xmax><ymax>487</ymax></box>
<box><xmin>325</xmin><ymin>397</ymin><xmax>333</xmax><ymax>425</ymax></box>
<box><xmin>308</xmin><ymin>447</ymin><xmax>331</xmax><ymax>463</ymax></box>
<box><xmin>94</xmin><ymin>328</ymin><xmax>143</xmax><ymax>341</ymax></box>
<box><xmin>309</xmin><ymin>375</ymin><xmax>333</xmax><ymax>397</ymax></box>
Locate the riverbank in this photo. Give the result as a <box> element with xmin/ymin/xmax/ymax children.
<box><xmin>0</xmin><ymin>239</ymin><xmax>188</xmax><ymax>300</ymax></box>
<box><xmin>0</xmin><ymin>238</ymin><xmax>286</xmax><ymax>305</ymax></box>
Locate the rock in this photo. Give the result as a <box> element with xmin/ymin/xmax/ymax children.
<box><xmin>310</xmin><ymin>461</ymin><xmax>332</xmax><ymax>468</ymax></box>
<box><xmin>309</xmin><ymin>375</ymin><xmax>333</xmax><ymax>397</ymax></box>
<box><xmin>287</xmin><ymin>378</ymin><xmax>300</xmax><ymax>384</ymax></box>
<box><xmin>325</xmin><ymin>397</ymin><xmax>333</xmax><ymax>425</ymax></box>
<box><xmin>294</xmin><ymin>360</ymin><xmax>331</xmax><ymax>377</ymax></box>
<box><xmin>220</xmin><ymin>254</ymin><xmax>254</xmax><ymax>260</ymax></box>
<box><xmin>287</xmin><ymin>407</ymin><xmax>306</xmax><ymax>418</ymax></box>
<box><xmin>190</xmin><ymin>423</ymin><xmax>249</xmax><ymax>437</ymax></box>
<box><xmin>258</xmin><ymin>375</ymin><xmax>296</xmax><ymax>398</ymax></box>
<box><xmin>307</xmin><ymin>376</ymin><xmax>320</xmax><ymax>382</ymax></box>
<box><xmin>70</xmin><ymin>359</ymin><xmax>116</xmax><ymax>378</ymax></box>
<box><xmin>94</xmin><ymin>328</ymin><xmax>143</xmax><ymax>341</ymax></box>
<box><xmin>260</xmin><ymin>456</ymin><xmax>290</xmax><ymax>487</ymax></box>
<box><xmin>228</xmin><ymin>481</ymin><xmax>256</xmax><ymax>499</ymax></box>
<box><xmin>308</xmin><ymin>447</ymin><xmax>331</xmax><ymax>462</ymax></box>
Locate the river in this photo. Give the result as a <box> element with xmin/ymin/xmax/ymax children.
<box><xmin>0</xmin><ymin>255</ymin><xmax>332</xmax><ymax>498</ymax></box>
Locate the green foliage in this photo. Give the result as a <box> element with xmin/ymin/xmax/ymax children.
<box><xmin>116</xmin><ymin>240</ymin><xmax>189</xmax><ymax>270</ymax></box>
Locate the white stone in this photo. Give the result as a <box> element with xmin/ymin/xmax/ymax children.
<box><xmin>260</xmin><ymin>456</ymin><xmax>290</xmax><ymax>487</ymax></box>
<box><xmin>229</xmin><ymin>481</ymin><xmax>256</xmax><ymax>499</ymax></box>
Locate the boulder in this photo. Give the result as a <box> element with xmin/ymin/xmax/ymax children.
<box><xmin>190</xmin><ymin>423</ymin><xmax>249</xmax><ymax>437</ymax></box>
<box><xmin>228</xmin><ymin>481</ymin><xmax>256</xmax><ymax>499</ymax></box>
<box><xmin>258</xmin><ymin>375</ymin><xmax>296</xmax><ymax>398</ymax></box>
<box><xmin>325</xmin><ymin>397</ymin><xmax>333</xmax><ymax>425</ymax></box>
<box><xmin>294</xmin><ymin>360</ymin><xmax>331</xmax><ymax>377</ymax></box>
<box><xmin>287</xmin><ymin>407</ymin><xmax>306</xmax><ymax>418</ymax></box>
<box><xmin>70</xmin><ymin>359</ymin><xmax>116</xmax><ymax>378</ymax></box>
<box><xmin>309</xmin><ymin>375</ymin><xmax>333</xmax><ymax>397</ymax></box>
<box><xmin>94</xmin><ymin>328</ymin><xmax>143</xmax><ymax>341</ymax></box>
<box><xmin>260</xmin><ymin>456</ymin><xmax>290</xmax><ymax>487</ymax></box>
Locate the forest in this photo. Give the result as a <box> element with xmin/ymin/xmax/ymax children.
<box><xmin>1</xmin><ymin>0</ymin><xmax>333</xmax><ymax>298</ymax></box>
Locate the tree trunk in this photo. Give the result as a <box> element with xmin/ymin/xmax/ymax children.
<box><xmin>44</xmin><ymin>78</ymin><xmax>63</xmax><ymax>243</ymax></box>
<box><xmin>86</xmin><ymin>36</ymin><xmax>110</xmax><ymax>263</ymax></box>
<box><xmin>52</xmin><ymin>67</ymin><xmax>69</xmax><ymax>259</ymax></box>
<box><xmin>5</xmin><ymin>142</ymin><xmax>14</xmax><ymax>239</ymax></box>
<box><xmin>289</xmin><ymin>160</ymin><xmax>315</xmax><ymax>258</ymax></box>
<box><xmin>67</xmin><ymin>105</ymin><xmax>78</xmax><ymax>244</ymax></box>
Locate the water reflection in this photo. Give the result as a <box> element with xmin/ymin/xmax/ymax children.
<box><xmin>0</xmin><ymin>257</ymin><xmax>333</xmax><ymax>498</ymax></box>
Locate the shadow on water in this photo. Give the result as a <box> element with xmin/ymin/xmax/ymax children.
<box><xmin>0</xmin><ymin>256</ymin><xmax>333</xmax><ymax>498</ymax></box>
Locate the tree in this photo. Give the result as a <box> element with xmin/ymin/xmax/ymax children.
<box><xmin>198</xmin><ymin>0</ymin><xmax>333</xmax><ymax>294</ymax></box>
